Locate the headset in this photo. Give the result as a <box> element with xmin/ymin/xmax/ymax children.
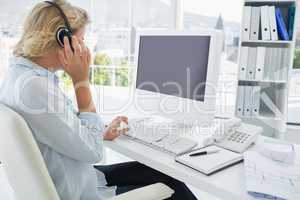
<box><xmin>44</xmin><ymin>1</ymin><xmax>74</xmax><ymax>52</ymax></box>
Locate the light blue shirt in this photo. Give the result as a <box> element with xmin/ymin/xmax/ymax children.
<box><xmin>0</xmin><ymin>57</ymin><xmax>116</xmax><ymax>200</ymax></box>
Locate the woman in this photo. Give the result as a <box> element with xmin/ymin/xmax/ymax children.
<box><xmin>0</xmin><ymin>0</ymin><xmax>197</xmax><ymax>200</ymax></box>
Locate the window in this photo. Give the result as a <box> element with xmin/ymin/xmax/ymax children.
<box><xmin>132</xmin><ymin>0</ymin><xmax>175</xmax><ymax>29</ymax></box>
<box><xmin>72</xmin><ymin>0</ymin><xmax>176</xmax><ymax>89</ymax></box>
<box><xmin>288</xmin><ymin>0</ymin><xmax>300</xmax><ymax>124</ymax></box>
<box><xmin>0</xmin><ymin>0</ymin><xmax>38</xmax><ymax>80</ymax></box>
<box><xmin>71</xmin><ymin>0</ymin><xmax>132</xmax><ymax>88</ymax></box>
<box><xmin>1</xmin><ymin>0</ymin><xmax>300</xmax><ymax>123</ymax></box>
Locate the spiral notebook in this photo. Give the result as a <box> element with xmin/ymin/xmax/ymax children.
<box><xmin>175</xmin><ymin>145</ymin><xmax>243</xmax><ymax>175</ymax></box>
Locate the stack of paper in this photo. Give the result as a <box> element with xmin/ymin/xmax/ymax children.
<box><xmin>244</xmin><ymin>151</ymin><xmax>300</xmax><ymax>200</ymax></box>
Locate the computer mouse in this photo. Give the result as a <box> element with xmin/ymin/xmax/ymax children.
<box><xmin>117</xmin><ymin>121</ymin><xmax>129</xmax><ymax>131</ymax></box>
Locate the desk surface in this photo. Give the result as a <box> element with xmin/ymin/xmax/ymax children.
<box><xmin>104</xmin><ymin>134</ymin><xmax>257</xmax><ymax>200</ymax></box>
<box><xmin>99</xmin><ymin>96</ymin><xmax>288</xmax><ymax>200</ymax></box>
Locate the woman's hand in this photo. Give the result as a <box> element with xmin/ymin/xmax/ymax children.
<box><xmin>59</xmin><ymin>36</ymin><xmax>96</xmax><ymax>112</ymax></box>
<box><xmin>58</xmin><ymin>36</ymin><xmax>91</xmax><ymax>84</ymax></box>
<box><xmin>104</xmin><ymin>116</ymin><xmax>129</xmax><ymax>141</ymax></box>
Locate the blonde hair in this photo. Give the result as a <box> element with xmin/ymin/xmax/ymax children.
<box><xmin>13</xmin><ymin>0</ymin><xmax>89</xmax><ymax>59</ymax></box>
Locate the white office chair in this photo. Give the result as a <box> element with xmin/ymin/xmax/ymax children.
<box><xmin>0</xmin><ymin>104</ymin><xmax>174</xmax><ymax>200</ymax></box>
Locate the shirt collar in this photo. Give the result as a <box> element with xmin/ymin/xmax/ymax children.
<box><xmin>11</xmin><ymin>56</ymin><xmax>60</xmax><ymax>85</ymax></box>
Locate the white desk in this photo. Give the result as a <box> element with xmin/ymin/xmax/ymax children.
<box><xmin>99</xmin><ymin>95</ymin><xmax>247</xmax><ymax>200</ymax></box>
<box><xmin>99</xmin><ymin>95</ymin><xmax>292</xmax><ymax>200</ymax></box>
<box><xmin>104</xmin><ymin>134</ymin><xmax>254</xmax><ymax>200</ymax></box>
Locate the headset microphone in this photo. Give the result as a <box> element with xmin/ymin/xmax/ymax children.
<box><xmin>44</xmin><ymin>1</ymin><xmax>74</xmax><ymax>52</ymax></box>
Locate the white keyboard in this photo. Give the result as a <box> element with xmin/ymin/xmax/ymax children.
<box><xmin>122</xmin><ymin>117</ymin><xmax>198</xmax><ymax>156</ymax></box>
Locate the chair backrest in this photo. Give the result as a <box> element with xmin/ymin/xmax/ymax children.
<box><xmin>0</xmin><ymin>104</ymin><xmax>60</xmax><ymax>200</ymax></box>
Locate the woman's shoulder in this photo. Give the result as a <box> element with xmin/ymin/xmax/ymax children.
<box><xmin>8</xmin><ymin>56</ymin><xmax>56</xmax><ymax>90</ymax></box>
<box><xmin>3</xmin><ymin>57</ymin><xmax>68</xmax><ymax>111</ymax></box>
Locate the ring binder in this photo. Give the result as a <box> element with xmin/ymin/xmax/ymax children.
<box><xmin>250</xmin><ymin>7</ymin><xmax>261</xmax><ymax>40</ymax></box>
<box><xmin>261</xmin><ymin>6</ymin><xmax>271</xmax><ymax>41</ymax></box>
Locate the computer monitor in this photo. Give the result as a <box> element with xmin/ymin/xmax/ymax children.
<box><xmin>134</xmin><ymin>30</ymin><xmax>223</xmax><ymax>126</ymax></box>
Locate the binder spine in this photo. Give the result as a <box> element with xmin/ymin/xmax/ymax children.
<box><xmin>247</xmin><ymin>47</ymin><xmax>257</xmax><ymax>80</ymax></box>
<box><xmin>288</xmin><ymin>5</ymin><xmax>296</xmax><ymax>40</ymax></box>
<box><xmin>255</xmin><ymin>47</ymin><xmax>266</xmax><ymax>81</ymax></box>
<box><xmin>242</xmin><ymin>6</ymin><xmax>252</xmax><ymax>41</ymax></box>
<box><xmin>236</xmin><ymin>86</ymin><xmax>245</xmax><ymax>117</ymax></box>
<box><xmin>252</xmin><ymin>86</ymin><xmax>261</xmax><ymax>116</ymax></box>
<box><xmin>250</xmin><ymin>7</ymin><xmax>261</xmax><ymax>40</ymax></box>
<box><xmin>261</xmin><ymin>6</ymin><xmax>271</xmax><ymax>41</ymax></box>
<box><xmin>268</xmin><ymin>6</ymin><xmax>278</xmax><ymax>41</ymax></box>
<box><xmin>239</xmin><ymin>47</ymin><xmax>248</xmax><ymax>80</ymax></box>
<box><xmin>244</xmin><ymin>86</ymin><xmax>253</xmax><ymax>117</ymax></box>
<box><xmin>275</xmin><ymin>8</ymin><xmax>289</xmax><ymax>41</ymax></box>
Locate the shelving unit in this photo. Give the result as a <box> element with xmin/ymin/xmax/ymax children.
<box><xmin>241</xmin><ymin>40</ymin><xmax>293</xmax><ymax>45</ymax></box>
<box><xmin>235</xmin><ymin>0</ymin><xmax>298</xmax><ymax>137</ymax></box>
<box><xmin>239</xmin><ymin>79</ymin><xmax>287</xmax><ymax>84</ymax></box>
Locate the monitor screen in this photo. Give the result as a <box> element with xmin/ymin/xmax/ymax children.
<box><xmin>136</xmin><ymin>35</ymin><xmax>211</xmax><ymax>102</ymax></box>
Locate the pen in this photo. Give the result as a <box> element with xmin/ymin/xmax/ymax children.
<box><xmin>189</xmin><ymin>149</ymin><xmax>220</xmax><ymax>157</ymax></box>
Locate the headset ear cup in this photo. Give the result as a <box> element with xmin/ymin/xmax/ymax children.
<box><xmin>56</xmin><ymin>27</ymin><xmax>72</xmax><ymax>48</ymax></box>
